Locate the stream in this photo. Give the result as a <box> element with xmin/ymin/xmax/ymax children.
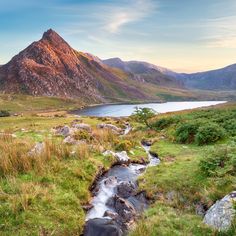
<box><xmin>84</xmin><ymin>126</ymin><xmax>160</xmax><ymax>236</ymax></box>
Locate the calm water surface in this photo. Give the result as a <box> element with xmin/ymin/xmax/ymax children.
<box><xmin>75</xmin><ymin>101</ymin><xmax>226</xmax><ymax>117</ymax></box>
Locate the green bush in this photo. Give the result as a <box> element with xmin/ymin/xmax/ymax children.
<box><xmin>73</xmin><ymin>130</ymin><xmax>92</xmax><ymax>141</ymax></box>
<box><xmin>199</xmin><ymin>145</ymin><xmax>236</xmax><ymax>176</ymax></box>
<box><xmin>195</xmin><ymin>123</ymin><xmax>225</xmax><ymax>145</ymax></box>
<box><xmin>115</xmin><ymin>140</ymin><xmax>132</xmax><ymax>152</ymax></box>
<box><xmin>132</xmin><ymin>107</ymin><xmax>156</xmax><ymax>127</ymax></box>
<box><xmin>151</xmin><ymin>116</ymin><xmax>180</xmax><ymax>130</ymax></box>
<box><xmin>175</xmin><ymin>122</ymin><xmax>199</xmax><ymax>143</ymax></box>
<box><xmin>199</xmin><ymin>147</ymin><xmax>228</xmax><ymax>176</ymax></box>
<box><xmin>0</xmin><ymin>110</ymin><xmax>10</xmax><ymax>117</ymax></box>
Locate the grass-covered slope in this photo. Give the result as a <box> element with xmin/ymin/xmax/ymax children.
<box><xmin>0</xmin><ymin>100</ymin><xmax>235</xmax><ymax>235</ymax></box>
<box><xmin>129</xmin><ymin>103</ymin><xmax>236</xmax><ymax>236</ymax></box>
<box><xmin>0</xmin><ymin>94</ymin><xmax>84</xmax><ymax>114</ymax></box>
<box><xmin>0</xmin><ymin>113</ymin><xmax>148</xmax><ymax>235</ymax></box>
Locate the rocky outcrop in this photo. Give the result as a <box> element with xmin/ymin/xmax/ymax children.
<box><xmin>203</xmin><ymin>191</ymin><xmax>236</xmax><ymax>231</ymax></box>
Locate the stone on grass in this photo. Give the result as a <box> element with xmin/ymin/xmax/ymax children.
<box><xmin>203</xmin><ymin>191</ymin><xmax>236</xmax><ymax>231</ymax></box>
<box><xmin>28</xmin><ymin>142</ymin><xmax>45</xmax><ymax>156</ymax></box>
<box><xmin>97</xmin><ymin>123</ymin><xmax>122</xmax><ymax>134</ymax></box>
<box><xmin>74</xmin><ymin>123</ymin><xmax>91</xmax><ymax>132</ymax></box>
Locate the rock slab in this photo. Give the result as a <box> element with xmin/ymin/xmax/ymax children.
<box><xmin>203</xmin><ymin>191</ymin><xmax>236</xmax><ymax>231</ymax></box>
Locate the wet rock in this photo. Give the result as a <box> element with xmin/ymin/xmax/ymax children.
<box><xmin>104</xmin><ymin>210</ymin><xmax>119</xmax><ymax>220</ymax></box>
<box><xmin>97</xmin><ymin>123</ymin><xmax>122</xmax><ymax>134</ymax></box>
<box><xmin>84</xmin><ymin>218</ymin><xmax>123</xmax><ymax>236</ymax></box>
<box><xmin>127</xmin><ymin>192</ymin><xmax>149</xmax><ymax>213</ymax></box>
<box><xmin>28</xmin><ymin>142</ymin><xmax>45</xmax><ymax>156</ymax></box>
<box><xmin>82</xmin><ymin>204</ymin><xmax>93</xmax><ymax>211</ymax></box>
<box><xmin>107</xmin><ymin>195</ymin><xmax>136</xmax><ymax>223</ymax></box>
<box><xmin>149</xmin><ymin>150</ymin><xmax>158</xmax><ymax>158</ymax></box>
<box><xmin>104</xmin><ymin>176</ymin><xmax>118</xmax><ymax>188</ymax></box>
<box><xmin>141</xmin><ymin>139</ymin><xmax>153</xmax><ymax>146</ymax></box>
<box><xmin>117</xmin><ymin>181</ymin><xmax>136</xmax><ymax>198</ymax></box>
<box><xmin>115</xmin><ymin>151</ymin><xmax>130</xmax><ymax>164</ymax></box>
<box><xmin>203</xmin><ymin>191</ymin><xmax>236</xmax><ymax>231</ymax></box>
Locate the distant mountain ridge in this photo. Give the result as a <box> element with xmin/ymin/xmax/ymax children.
<box><xmin>103</xmin><ymin>58</ymin><xmax>182</xmax><ymax>87</ymax></box>
<box><xmin>103</xmin><ymin>58</ymin><xmax>236</xmax><ymax>91</ymax></box>
<box><xmin>178</xmin><ymin>64</ymin><xmax>236</xmax><ymax>90</ymax></box>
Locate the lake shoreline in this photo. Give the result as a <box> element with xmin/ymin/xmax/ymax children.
<box><xmin>71</xmin><ymin>101</ymin><xmax>227</xmax><ymax>117</ymax></box>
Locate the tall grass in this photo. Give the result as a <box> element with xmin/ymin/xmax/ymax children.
<box><xmin>0</xmin><ymin>136</ymin><xmax>72</xmax><ymax>176</ymax></box>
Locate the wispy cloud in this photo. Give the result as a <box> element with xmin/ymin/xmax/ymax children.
<box><xmin>103</xmin><ymin>0</ymin><xmax>156</xmax><ymax>33</ymax></box>
<box><xmin>202</xmin><ymin>15</ymin><xmax>236</xmax><ymax>48</ymax></box>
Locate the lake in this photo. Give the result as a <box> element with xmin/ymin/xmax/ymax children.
<box><xmin>74</xmin><ymin>101</ymin><xmax>226</xmax><ymax>117</ymax></box>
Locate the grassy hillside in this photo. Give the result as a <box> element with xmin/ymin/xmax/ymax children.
<box><xmin>0</xmin><ymin>112</ymin><xmax>148</xmax><ymax>235</ymax></box>
<box><xmin>129</xmin><ymin>103</ymin><xmax>236</xmax><ymax>236</ymax></box>
<box><xmin>0</xmin><ymin>94</ymin><xmax>84</xmax><ymax>114</ymax></box>
<box><xmin>0</xmin><ymin>97</ymin><xmax>235</xmax><ymax>235</ymax></box>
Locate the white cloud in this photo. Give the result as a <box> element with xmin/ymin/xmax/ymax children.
<box><xmin>202</xmin><ymin>15</ymin><xmax>236</xmax><ymax>48</ymax></box>
<box><xmin>103</xmin><ymin>0</ymin><xmax>156</xmax><ymax>33</ymax></box>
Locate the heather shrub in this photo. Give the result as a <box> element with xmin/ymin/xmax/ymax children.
<box><xmin>195</xmin><ymin>123</ymin><xmax>225</xmax><ymax>145</ymax></box>
<box><xmin>199</xmin><ymin>144</ymin><xmax>236</xmax><ymax>176</ymax></box>
<box><xmin>175</xmin><ymin>122</ymin><xmax>199</xmax><ymax>144</ymax></box>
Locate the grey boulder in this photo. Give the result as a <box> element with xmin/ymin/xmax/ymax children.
<box><xmin>203</xmin><ymin>191</ymin><xmax>236</xmax><ymax>231</ymax></box>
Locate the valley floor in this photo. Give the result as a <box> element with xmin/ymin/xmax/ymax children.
<box><xmin>0</xmin><ymin>100</ymin><xmax>235</xmax><ymax>235</ymax></box>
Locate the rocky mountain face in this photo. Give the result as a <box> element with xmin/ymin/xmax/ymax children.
<box><xmin>103</xmin><ymin>58</ymin><xmax>182</xmax><ymax>88</ymax></box>
<box><xmin>0</xmin><ymin>29</ymin><xmax>158</xmax><ymax>102</ymax></box>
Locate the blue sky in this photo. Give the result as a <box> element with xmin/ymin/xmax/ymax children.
<box><xmin>1</xmin><ymin>0</ymin><xmax>236</xmax><ymax>72</ymax></box>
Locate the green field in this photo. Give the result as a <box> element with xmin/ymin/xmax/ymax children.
<box><xmin>0</xmin><ymin>96</ymin><xmax>235</xmax><ymax>235</ymax></box>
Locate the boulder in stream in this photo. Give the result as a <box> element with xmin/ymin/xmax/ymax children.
<box><xmin>117</xmin><ymin>181</ymin><xmax>136</xmax><ymax>198</ymax></box>
<box><xmin>141</xmin><ymin>139</ymin><xmax>153</xmax><ymax>146</ymax></box>
<box><xmin>107</xmin><ymin>195</ymin><xmax>136</xmax><ymax>223</ymax></box>
<box><xmin>84</xmin><ymin>218</ymin><xmax>123</xmax><ymax>236</ymax></box>
<box><xmin>115</xmin><ymin>151</ymin><xmax>130</xmax><ymax>164</ymax></box>
<box><xmin>104</xmin><ymin>210</ymin><xmax>119</xmax><ymax>220</ymax></box>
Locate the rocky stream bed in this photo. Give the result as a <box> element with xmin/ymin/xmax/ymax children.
<box><xmin>83</xmin><ymin>126</ymin><xmax>159</xmax><ymax>236</ymax></box>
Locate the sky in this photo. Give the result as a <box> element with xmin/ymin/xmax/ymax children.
<box><xmin>1</xmin><ymin>0</ymin><xmax>236</xmax><ymax>72</ymax></box>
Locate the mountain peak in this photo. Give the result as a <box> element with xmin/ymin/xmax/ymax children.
<box><xmin>42</xmin><ymin>29</ymin><xmax>67</xmax><ymax>45</ymax></box>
